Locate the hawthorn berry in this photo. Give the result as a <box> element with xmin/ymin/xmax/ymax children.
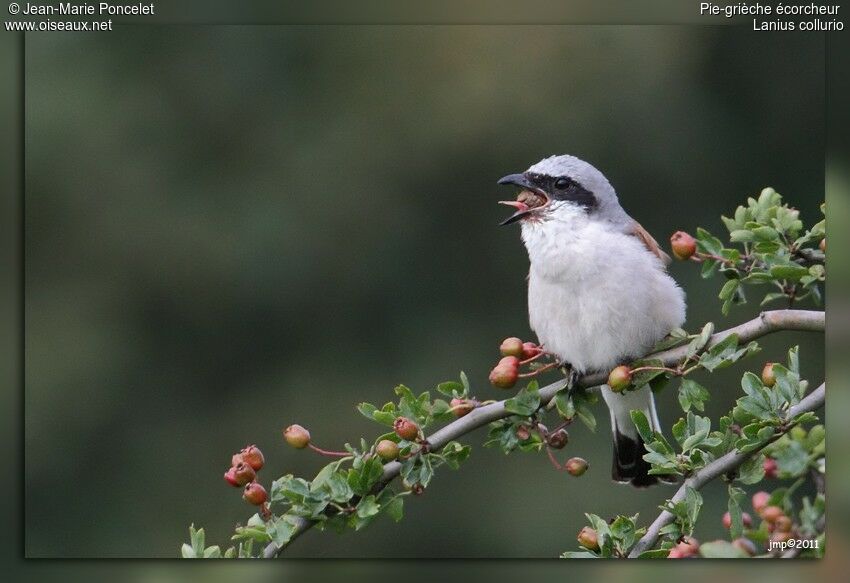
<box><xmin>450</xmin><ymin>397</ymin><xmax>475</xmax><ymax>418</ymax></box>
<box><xmin>489</xmin><ymin>358</ymin><xmax>519</xmax><ymax>389</ymax></box>
<box><xmin>230</xmin><ymin>461</ymin><xmax>257</xmax><ymax>487</ymax></box>
<box><xmin>499</xmin><ymin>337</ymin><xmax>524</xmax><ymax>358</ymax></box>
<box><xmin>375</xmin><ymin>439</ymin><xmax>400</xmax><ymax>461</ymax></box>
<box><xmin>393</xmin><ymin>417</ymin><xmax>419</xmax><ymax>441</ymax></box>
<box><xmin>674</xmin><ymin>536</ymin><xmax>700</xmax><ymax>557</ymax></box>
<box><xmin>722</xmin><ymin>511</ymin><xmax>752</xmax><ymax>529</ymax></box>
<box><xmin>223</xmin><ymin>467</ymin><xmax>240</xmax><ymax>487</ymax></box>
<box><xmin>761</xmin><ymin>362</ymin><xmax>777</xmax><ymax>388</ymax></box>
<box><xmin>763</xmin><ymin>457</ymin><xmax>778</xmax><ymax>478</ymax></box>
<box><xmin>820</xmin><ymin>238</ymin><xmax>826</xmax><ymax>253</ymax></box>
<box><xmin>774</xmin><ymin>515</ymin><xmax>792</xmax><ymax>533</ymax></box>
<box><xmin>239</xmin><ymin>445</ymin><xmax>265</xmax><ymax>471</ymax></box>
<box><xmin>670</xmin><ymin>231</ymin><xmax>697</xmax><ymax>260</ymax></box>
<box><xmin>243</xmin><ymin>482</ymin><xmax>268</xmax><ymax>506</ymax></box>
<box><xmin>761</xmin><ymin>505</ymin><xmax>784</xmax><ymax>523</ymax></box>
<box><xmin>577</xmin><ymin>526</ymin><xmax>599</xmax><ymax>551</ymax></box>
<box><xmin>752</xmin><ymin>491</ymin><xmax>770</xmax><ymax>514</ymax></box>
<box><xmin>607</xmin><ymin>365</ymin><xmax>632</xmax><ymax>393</ymax></box>
<box><xmin>521</xmin><ymin>342</ymin><xmax>542</xmax><ymax>360</ymax></box>
<box><xmin>546</xmin><ymin>429</ymin><xmax>569</xmax><ymax>450</ymax></box>
<box><xmin>565</xmin><ymin>457</ymin><xmax>588</xmax><ymax>476</ymax></box>
<box><xmin>283</xmin><ymin>424</ymin><xmax>311</xmax><ymax>449</ymax></box>
<box><xmin>515</xmin><ymin>425</ymin><xmax>531</xmax><ymax>441</ymax></box>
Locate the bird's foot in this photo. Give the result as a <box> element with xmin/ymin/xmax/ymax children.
<box><xmin>559</xmin><ymin>364</ymin><xmax>580</xmax><ymax>396</ymax></box>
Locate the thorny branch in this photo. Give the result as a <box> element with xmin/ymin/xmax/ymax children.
<box><xmin>264</xmin><ymin>309</ymin><xmax>824</xmax><ymax>558</ymax></box>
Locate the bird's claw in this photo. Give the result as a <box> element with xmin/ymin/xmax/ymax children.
<box><xmin>559</xmin><ymin>364</ymin><xmax>580</xmax><ymax>397</ymax></box>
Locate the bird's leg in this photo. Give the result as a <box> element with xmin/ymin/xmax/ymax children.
<box><xmin>559</xmin><ymin>363</ymin><xmax>580</xmax><ymax>396</ymax></box>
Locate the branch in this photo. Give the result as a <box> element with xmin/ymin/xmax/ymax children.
<box><xmin>264</xmin><ymin>309</ymin><xmax>824</xmax><ymax>558</ymax></box>
<box><xmin>628</xmin><ymin>382</ymin><xmax>825</xmax><ymax>558</ymax></box>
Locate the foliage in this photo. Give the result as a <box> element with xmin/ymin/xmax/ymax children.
<box><xmin>184</xmin><ymin>189</ymin><xmax>825</xmax><ymax>559</ymax></box>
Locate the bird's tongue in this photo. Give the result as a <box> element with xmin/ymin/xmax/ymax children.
<box><xmin>498</xmin><ymin>190</ymin><xmax>546</xmax><ymax>225</ymax></box>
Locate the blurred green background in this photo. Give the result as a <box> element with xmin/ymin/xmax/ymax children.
<box><xmin>24</xmin><ymin>26</ymin><xmax>825</xmax><ymax>558</ymax></box>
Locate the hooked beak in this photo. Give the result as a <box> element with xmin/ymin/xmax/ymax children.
<box><xmin>497</xmin><ymin>173</ymin><xmax>548</xmax><ymax>226</ymax></box>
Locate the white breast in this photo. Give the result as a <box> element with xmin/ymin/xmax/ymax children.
<box><xmin>521</xmin><ymin>215</ymin><xmax>685</xmax><ymax>373</ymax></box>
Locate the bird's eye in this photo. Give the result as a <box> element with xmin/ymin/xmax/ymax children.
<box><xmin>554</xmin><ymin>177</ymin><xmax>570</xmax><ymax>189</ymax></box>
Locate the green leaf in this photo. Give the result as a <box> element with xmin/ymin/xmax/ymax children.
<box><xmin>504</xmin><ymin>382</ymin><xmax>541</xmax><ymax>417</ymax></box>
<box><xmin>383</xmin><ymin>495</ymin><xmax>404</xmax><ymax>522</ymax></box>
<box><xmin>630</xmin><ymin>410</ymin><xmax>654</xmax><ymax>444</ymax></box>
<box><xmin>440</xmin><ymin>441</ymin><xmax>472</xmax><ymax>469</ymax></box>
<box><xmin>678</xmin><ymin>379</ymin><xmax>710</xmax><ymax>412</ymax></box>
<box><xmin>728</xmin><ymin>485</ymin><xmax>746</xmax><ymax>539</ymax></box>
<box><xmin>737</xmin><ymin>454</ymin><xmax>766</xmax><ymax>484</ymax></box>
<box><xmin>729</xmin><ymin>229</ymin><xmax>755</xmax><ymax>242</ymax></box>
<box><xmin>636</xmin><ymin>549</ymin><xmax>671</xmax><ymax>559</ymax></box>
<box><xmin>687</xmin><ymin>322</ymin><xmax>715</xmax><ymax>358</ymax></box>
<box><xmin>347</xmin><ymin>456</ymin><xmax>385</xmax><ymax>496</ymax></box>
<box><xmin>770</xmin><ymin>264</ymin><xmax>810</xmax><ymax>281</ymax></box>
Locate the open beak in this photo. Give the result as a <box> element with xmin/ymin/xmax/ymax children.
<box><xmin>497</xmin><ymin>173</ymin><xmax>549</xmax><ymax>226</ymax></box>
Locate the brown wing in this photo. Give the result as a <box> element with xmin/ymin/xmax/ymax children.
<box><xmin>631</xmin><ymin>221</ymin><xmax>671</xmax><ymax>266</ymax></box>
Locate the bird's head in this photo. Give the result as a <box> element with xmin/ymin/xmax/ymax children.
<box><xmin>497</xmin><ymin>154</ymin><xmax>626</xmax><ymax>228</ymax></box>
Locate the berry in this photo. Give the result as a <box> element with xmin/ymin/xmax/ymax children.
<box><xmin>375</xmin><ymin>439</ymin><xmax>400</xmax><ymax>461</ymax></box>
<box><xmin>722</xmin><ymin>511</ymin><xmax>752</xmax><ymax>529</ymax></box>
<box><xmin>666</xmin><ymin>548</ymin><xmax>683</xmax><ymax>559</ymax></box>
<box><xmin>393</xmin><ymin>417</ymin><xmax>419</xmax><ymax>441</ymax></box>
<box><xmin>231</xmin><ymin>453</ymin><xmax>245</xmax><ymax>467</ymax></box>
<box><xmin>450</xmin><ymin>398</ymin><xmax>475</xmax><ymax>418</ymax></box>
<box><xmin>410</xmin><ymin>483</ymin><xmax>425</xmax><ymax>496</ymax></box>
<box><xmin>546</xmin><ymin>429</ymin><xmax>569</xmax><ymax>450</ymax></box>
<box><xmin>752</xmin><ymin>491</ymin><xmax>770</xmax><ymax>514</ymax></box>
<box><xmin>223</xmin><ymin>467</ymin><xmax>240</xmax><ymax>487</ymax></box>
<box><xmin>670</xmin><ymin>231</ymin><xmax>697</xmax><ymax>260</ymax></box>
<box><xmin>489</xmin><ymin>362</ymin><xmax>519</xmax><ymax>389</ymax></box>
<box><xmin>498</xmin><ymin>355</ymin><xmax>520</xmax><ymax>368</ymax></box>
<box><xmin>515</xmin><ymin>425</ymin><xmax>531</xmax><ymax>441</ymax></box>
<box><xmin>230</xmin><ymin>461</ymin><xmax>257</xmax><ymax>487</ymax></box>
<box><xmin>761</xmin><ymin>362</ymin><xmax>777</xmax><ymax>387</ymax></box>
<box><xmin>499</xmin><ymin>337</ymin><xmax>524</xmax><ymax>358</ymax></box>
<box><xmin>283</xmin><ymin>424</ymin><xmax>311</xmax><ymax>449</ymax></box>
<box><xmin>239</xmin><ymin>445</ymin><xmax>265</xmax><ymax>471</ymax></box>
<box><xmin>577</xmin><ymin>527</ymin><xmax>599</xmax><ymax>551</ymax></box>
<box><xmin>819</xmin><ymin>238</ymin><xmax>826</xmax><ymax>253</ymax></box>
<box><xmin>761</xmin><ymin>505</ymin><xmax>784</xmax><ymax>523</ymax></box>
<box><xmin>565</xmin><ymin>457</ymin><xmax>588</xmax><ymax>476</ymax></box>
<box><xmin>607</xmin><ymin>365</ymin><xmax>632</xmax><ymax>393</ymax></box>
<box><xmin>774</xmin><ymin>515</ymin><xmax>792</xmax><ymax>533</ymax></box>
<box><xmin>674</xmin><ymin>536</ymin><xmax>700</xmax><ymax>557</ymax></box>
<box><xmin>731</xmin><ymin>538</ymin><xmax>757</xmax><ymax>556</ymax></box>
<box><xmin>243</xmin><ymin>482</ymin><xmax>268</xmax><ymax>505</ymax></box>
<box><xmin>521</xmin><ymin>342</ymin><xmax>542</xmax><ymax>360</ymax></box>
<box><xmin>763</xmin><ymin>457</ymin><xmax>778</xmax><ymax>478</ymax></box>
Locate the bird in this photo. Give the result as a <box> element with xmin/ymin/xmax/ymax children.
<box><xmin>497</xmin><ymin>154</ymin><xmax>686</xmax><ymax>487</ymax></box>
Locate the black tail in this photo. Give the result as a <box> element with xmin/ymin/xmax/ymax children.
<box><xmin>611</xmin><ymin>426</ymin><xmax>658</xmax><ymax>488</ymax></box>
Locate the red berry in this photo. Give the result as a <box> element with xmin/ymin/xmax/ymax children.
<box><xmin>490</xmin><ymin>356</ymin><xmax>520</xmax><ymax>389</ymax></box>
<box><xmin>607</xmin><ymin>365</ymin><xmax>632</xmax><ymax>393</ymax></box>
<box><xmin>577</xmin><ymin>526</ymin><xmax>599</xmax><ymax>551</ymax></box>
<box><xmin>521</xmin><ymin>342</ymin><xmax>542</xmax><ymax>360</ymax></box>
<box><xmin>546</xmin><ymin>429</ymin><xmax>569</xmax><ymax>450</ymax></box>
<box><xmin>450</xmin><ymin>397</ymin><xmax>475</xmax><ymax>417</ymax></box>
<box><xmin>283</xmin><ymin>424</ymin><xmax>311</xmax><ymax>449</ymax></box>
<box><xmin>674</xmin><ymin>536</ymin><xmax>699</xmax><ymax>557</ymax></box>
<box><xmin>722</xmin><ymin>511</ymin><xmax>752</xmax><ymax>529</ymax></box>
<box><xmin>515</xmin><ymin>425</ymin><xmax>531</xmax><ymax>441</ymax></box>
<box><xmin>229</xmin><ymin>461</ymin><xmax>256</xmax><ymax>487</ymax></box>
<box><xmin>231</xmin><ymin>453</ymin><xmax>245</xmax><ymax>467</ymax></box>
<box><xmin>393</xmin><ymin>417</ymin><xmax>419</xmax><ymax>441</ymax></box>
<box><xmin>239</xmin><ymin>445</ymin><xmax>265</xmax><ymax>471</ymax></box>
<box><xmin>670</xmin><ymin>231</ymin><xmax>697</xmax><ymax>260</ymax></box>
<box><xmin>565</xmin><ymin>457</ymin><xmax>588</xmax><ymax>476</ymax></box>
<box><xmin>375</xmin><ymin>439</ymin><xmax>400</xmax><ymax>461</ymax></box>
<box><xmin>223</xmin><ymin>466</ymin><xmax>240</xmax><ymax>487</ymax></box>
<box><xmin>752</xmin><ymin>491</ymin><xmax>770</xmax><ymax>514</ymax></box>
<box><xmin>243</xmin><ymin>482</ymin><xmax>268</xmax><ymax>505</ymax></box>
<box><xmin>499</xmin><ymin>337</ymin><xmax>524</xmax><ymax>358</ymax></box>
<box><xmin>774</xmin><ymin>515</ymin><xmax>792</xmax><ymax>533</ymax></box>
<box><xmin>763</xmin><ymin>457</ymin><xmax>778</xmax><ymax>478</ymax></box>
<box><xmin>666</xmin><ymin>548</ymin><xmax>683</xmax><ymax>559</ymax></box>
<box><xmin>761</xmin><ymin>505</ymin><xmax>784</xmax><ymax>523</ymax></box>
<box><xmin>761</xmin><ymin>363</ymin><xmax>777</xmax><ymax>388</ymax></box>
